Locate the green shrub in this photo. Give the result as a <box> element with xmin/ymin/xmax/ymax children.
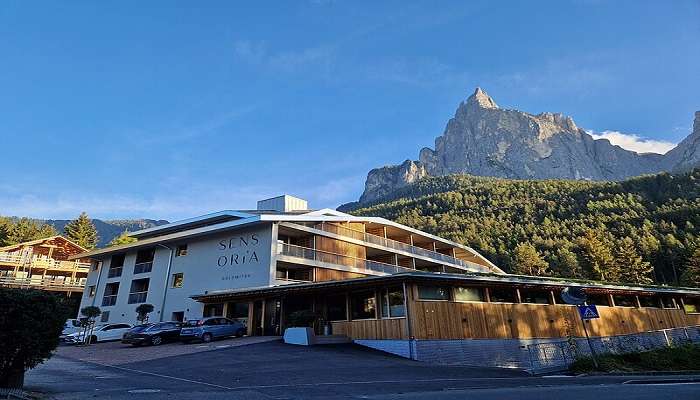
<box><xmin>0</xmin><ymin>288</ymin><xmax>70</xmax><ymax>388</ymax></box>
<box><xmin>286</xmin><ymin>310</ymin><xmax>319</xmax><ymax>328</ymax></box>
<box><xmin>570</xmin><ymin>344</ymin><xmax>700</xmax><ymax>373</ymax></box>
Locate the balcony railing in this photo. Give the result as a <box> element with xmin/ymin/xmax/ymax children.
<box><xmin>278</xmin><ymin>243</ymin><xmax>414</xmax><ymax>275</ymax></box>
<box><xmin>0</xmin><ymin>276</ymin><xmax>85</xmax><ymax>291</ymax></box>
<box><xmin>108</xmin><ymin>266</ymin><xmax>123</xmax><ymax>278</ymax></box>
<box><xmin>128</xmin><ymin>291</ymin><xmax>148</xmax><ymax>304</ymax></box>
<box><xmin>102</xmin><ymin>294</ymin><xmax>118</xmax><ymax>307</ymax></box>
<box><xmin>311</xmin><ymin>222</ymin><xmax>490</xmax><ymax>272</ymax></box>
<box><xmin>134</xmin><ymin>262</ymin><xmax>153</xmax><ymax>274</ymax></box>
<box><xmin>0</xmin><ymin>252</ymin><xmax>91</xmax><ymax>271</ymax></box>
<box><xmin>275</xmin><ymin>278</ymin><xmax>312</xmax><ymax>285</ymax></box>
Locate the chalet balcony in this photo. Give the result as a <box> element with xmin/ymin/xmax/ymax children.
<box><xmin>0</xmin><ymin>251</ymin><xmax>91</xmax><ymax>272</ymax></box>
<box><xmin>0</xmin><ymin>275</ymin><xmax>86</xmax><ymax>292</ymax></box>
<box><xmin>277</xmin><ymin>243</ymin><xmax>414</xmax><ymax>276</ymax></box>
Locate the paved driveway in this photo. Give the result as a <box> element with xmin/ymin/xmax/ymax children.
<box><xmin>26</xmin><ymin>341</ymin><xmax>700</xmax><ymax>400</ymax></box>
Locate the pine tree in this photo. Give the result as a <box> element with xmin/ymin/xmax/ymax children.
<box><xmin>616</xmin><ymin>237</ymin><xmax>654</xmax><ymax>285</ymax></box>
<box><xmin>552</xmin><ymin>247</ymin><xmax>583</xmax><ymax>278</ymax></box>
<box><xmin>680</xmin><ymin>248</ymin><xmax>700</xmax><ymax>288</ymax></box>
<box><xmin>578</xmin><ymin>229</ymin><xmax>617</xmax><ymax>281</ymax></box>
<box><xmin>108</xmin><ymin>231</ymin><xmax>137</xmax><ymax>247</ymax></box>
<box><xmin>511</xmin><ymin>242</ymin><xmax>549</xmax><ymax>276</ymax></box>
<box><xmin>64</xmin><ymin>212</ymin><xmax>99</xmax><ymax>249</ymax></box>
<box><xmin>5</xmin><ymin>218</ymin><xmax>58</xmax><ymax>245</ymax></box>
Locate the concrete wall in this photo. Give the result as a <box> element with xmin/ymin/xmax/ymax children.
<box><xmin>78</xmin><ymin>224</ymin><xmax>274</xmax><ymax>324</ymax></box>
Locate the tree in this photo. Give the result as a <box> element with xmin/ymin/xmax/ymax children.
<box><xmin>108</xmin><ymin>230</ymin><xmax>137</xmax><ymax>246</ymax></box>
<box><xmin>80</xmin><ymin>306</ymin><xmax>101</xmax><ymax>345</ymax></box>
<box><xmin>552</xmin><ymin>247</ymin><xmax>583</xmax><ymax>278</ymax></box>
<box><xmin>511</xmin><ymin>242</ymin><xmax>549</xmax><ymax>276</ymax></box>
<box><xmin>578</xmin><ymin>230</ymin><xmax>618</xmax><ymax>281</ymax></box>
<box><xmin>64</xmin><ymin>212</ymin><xmax>99</xmax><ymax>249</ymax></box>
<box><xmin>680</xmin><ymin>248</ymin><xmax>700</xmax><ymax>288</ymax></box>
<box><xmin>616</xmin><ymin>237</ymin><xmax>654</xmax><ymax>285</ymax></box>
<box><xmin>0</xmin><ymin>288</ymin><xmax>69</xmax><ymax>388</ymax></box>
<box><xmin>4</xmin><ymin>218</ymin><xmax>57</xmax><ymax>245</ymax></box>
<box><xmin>136</xmin><ymin>304</ymin><xmax>155</xmax><ymax>324</ymax></box>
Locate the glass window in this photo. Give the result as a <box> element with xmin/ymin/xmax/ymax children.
<box><xmin>380</xmin><ymin>286</ymin><xmax>406</xmax><ymax>318</ymax></box>
<box><xmin>88</xmin><ymin>285</ymin><xmax>96</xmax><ymax>297</ymax></box>
<box><xmin>327</xmin><ymin>295</ymin><xmax>347</xmax><ymax>321</ymax></box>
<box><xmin>172</xmin><ymin>273</ymin><xmax>184</xmax><ymax>288</ymax></box>
<box><xmin>586</xmin><ymin>293</ymin><xmax>610</xmax><ymax>307</ymax></box>
<box><xmin>683</xmin><ymin>297</ymin><xmax>699</xmax><ymax>314</ymax></box>
<box><xmin>350</xmin><ymin>291</ymin><xmax>376</xmax><ymax>320</ymax></box>
<box><xmin>128</xmin><ymin>278</ymin><xmax>149</xmax><ymax>304</ymax></box>
<box><xmin>417</xmin><ymin>286</ymin><xmax>450</xmax><ymax>301</ymax></box>
<box><xmin>100</xmin><ymin>311</ymin><xmax>109</xmax><ymax>322</ymax></box>
<box><xmin>489</xmin><ymin>287</ymin><xmax>517</xmax><ymax>303</ymax></box>
<box><xmin>102</xmin><ymin>282</ymin><xmax>119</xmax><ymax>306</ymax></box>
<box><xmin>203</xmin><ymin>303</ymin><xmax>224</xmax><ymax>317</ymax></box>
<box><xmin>520</xmin><ymin>289</ymin><xmax>551</xmax><ymax>304</ymax></box>
<box><xmin>108</xmin><ymin>254</ymin><xmax>125</xmax><ymax>278</ymax></box>
<box><xmin>454</xmin><ymin>287</ymin><xmax>485</xmax><ymax>302</ymax></box>
<box><xmin>613</xmin><ymin>294</ymin><xmax>637</xmax><ymax>307</ymax></box>
<box><xmin>134</xmin><ymin>249</ymin><xmax>155</xmax><ymax>274</ymax></box>
<box><xmin>176</xmin><ymin>244</ymin><xmax>188</xmax><ymax>257</ymax></box>
<box><xmin>638</xmin><ymin>296</ymin><xmax>660</xmax><ymax>308</ymax></box>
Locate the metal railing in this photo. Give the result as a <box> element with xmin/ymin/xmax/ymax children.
<box><xmin>107</xmin><ymin>266</ymin><xmax>123</xmax><ymax>278</ymax></box>
<box><xmin>278</xmin><ymin>243</ymin><xmax>415</xmax><ymax>275</ymax></box>
<box><xmin>128</xmin><ymin>291</ymin><xmax>148</xmax><ymax>304</ymax></box>
<box><xmin>133</xmin><ymin>261</ymin><xmax>153</xmax><ymax>274</ymax></box>
<box><xmin>0</xmin><ymin>276</ymin><xmax>85</xmax><ymax>291</ymax></box>
<box><xmin>102</xmin><ymin>294</ymin><xmax>118</xmax><ymax>306</ymax></box>
<box><xmin>275</xmin><ymin>278</ymin><xmax>312</xmax><ymax>285</ymax></box>
<box><xmin>0</xmin><ymin>251</ymin><xmax>90</xmax><ymax>271</ymax></box>
<box><xmin>309</xmin><ymin>222</ymin><xmax>490</xmax><ymax>272</ymax></box>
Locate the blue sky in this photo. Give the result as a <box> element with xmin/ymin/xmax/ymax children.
<box><xmin>1</xmin><ymin>0</ymin><xmax>698</xmax><ymax>220</ymax></box>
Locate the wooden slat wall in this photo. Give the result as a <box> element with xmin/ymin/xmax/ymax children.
<box><xmin>410</xmin><ymin>300</ymin><xmax>700</xmax><ymax>340</ymax></box>
<box><xmin>331</xmin><ymin>318</ymin><xmax>408</xmax><ymax>339</ymax></box>
<box><xmin>314</xmin><ymin>268</ymin><xmax>366</xmax><ymax>282</ymax></box>
<box><xmin>315</xmin><ymin>236</ymin><xmax>367</xmax><ymax>265</ymax></box>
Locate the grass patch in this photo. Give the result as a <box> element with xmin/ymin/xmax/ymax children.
<box><xmin>570</xmin><ymin>344</ymin><xmax>700</xmax><ymax>373</ymax></box>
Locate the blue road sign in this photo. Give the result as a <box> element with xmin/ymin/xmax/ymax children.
<box><xmin>577</xmin><ymin>304</ymin><xmax>600</xmax><ymax>319</ymax></box>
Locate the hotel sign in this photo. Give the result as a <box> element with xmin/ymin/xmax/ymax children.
<box><xmin>216</xmin><ymin>233</ymin><xmax>261</xmax><ymax>267</ymax></box>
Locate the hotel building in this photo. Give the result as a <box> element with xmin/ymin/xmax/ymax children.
<box><xmin>74</xmin><ymin>195</ymin><xmax>700</xmax><ymax>367</ymax></box>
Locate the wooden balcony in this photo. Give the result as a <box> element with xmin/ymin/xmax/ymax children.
<box><xmin>0</xmin><ymin>251</ymin><xmax>91</xmax><ymax>272</ymax></box>
<box><xmin>0</xmin><ymin>276</ymin><xmax>86</xmax><ymax>292</ymax></box>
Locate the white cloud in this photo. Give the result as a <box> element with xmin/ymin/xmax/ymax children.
<box><xmin>588</xmin><ymin>130</ymin><xmax>677</xmax><ymax>155</ymax></box>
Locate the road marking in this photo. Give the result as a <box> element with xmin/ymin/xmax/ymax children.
<box><xmin>83</xmin><ymin>361</ymin><xmax>237</xmax><ymax>390</ymax></box>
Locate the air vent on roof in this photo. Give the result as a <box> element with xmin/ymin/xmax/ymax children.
<box><xmin>257</xmin><ymin>195</ymin><xmax>308</xmax><ymax>212</ymax></box>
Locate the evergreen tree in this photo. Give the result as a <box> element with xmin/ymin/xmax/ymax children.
<box><xmin>64</xmin><ymin>212</ymin><xmax>99</xmax><ymax>249</ymax></box>
<box><xmin>680</xmin><ymin>248</ymin><xmax>700</xmax><ymax>288</ymax></box>
<box><xmin>511</xmin><ymin>242</ymin><xmax>549</xmax><ymax>276</ymax></box>
<box><xmin>107</xmin><ymin>231</ymin><xmax>137</xmax><ymax>247</ymax></box>
<box><xmin>616</xmin><ymin>237</ymin><xmax>654</xmax><ymax>285</ymax></box>
<box><xmin>552</xmin><ymin>247</ymin><xmax>583</xmax><ymax>278</ymax></box>
<box><xmin>578</xmin><ymin>230</ymin><xmax>617</xmax><ymax>281</ymax></box>
<box><xmin>4</xmin><ymin>218</ymin><xmax>57</xmax><ymax>245</ymax></box>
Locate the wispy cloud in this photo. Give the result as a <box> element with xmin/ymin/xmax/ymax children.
<box><xmin>587</xmin><ymin>130</ymin><xmax>677</xmax><ymax>154</ymax></box>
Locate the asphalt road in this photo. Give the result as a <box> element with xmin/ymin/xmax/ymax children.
<box><xmin>25</xmin><ymin>340</ymin><xmax>700</xmax><ymax>400</ymax></box>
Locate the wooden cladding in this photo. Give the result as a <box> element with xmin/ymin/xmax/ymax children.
<box><xmin>331</xmin><ymin>318</ymin><xmax>408</xmax><ymax>340</ymax></box>
<box><xmin>314</xmin><ymin>268</ymin><xmax>366</xmax><ymax>282</ymax></box>
<box><xmin>314</xmin><ymin>235</ymin><xmax>367</xmax><ymax>265</ymax></box>
<box><xmin>410</xmin><ymin>300</ymin><xmax>700</xmax><ymax>340</ymax></box>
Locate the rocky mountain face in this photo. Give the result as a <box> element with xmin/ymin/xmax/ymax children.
<box><xmin>357</xmin><ymin>88</ymin><xmax>700</xmax><ymax>203</ymax></box>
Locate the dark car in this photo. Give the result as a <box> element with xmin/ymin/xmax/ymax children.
<box><xmin>122</xmin><ymin>322</ymin><xmax>182</xmax><ymax>346</ymax></box>
<box><xmin>179</xmin><ymin>317</ymin><xmax>246</xmax><ymax>343</ymax></box>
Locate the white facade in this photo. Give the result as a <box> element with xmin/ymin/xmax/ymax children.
<box><xmin>76</xmin><ymin>196</ymin><xmax>501</xmax><ymax>325</ymax></box>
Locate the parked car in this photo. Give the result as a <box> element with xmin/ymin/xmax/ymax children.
<box><xmin>63</xmin><ymin>323</ymin><xmax>132</xmax><ymax>344</ymax></box>
<box><xmin>60</xmin><ymin>319</ymin><xmax>83</xmax><ymax>338</ymax></box>
<box><xmin>179</xmin><ymin>317</ymin><xmax>246</xmax><ymax>343</ymax></box>
<box><xmin>122</xmin><ymin>322</ymin><xmax>182</xmax><ymax>346</ymax></box>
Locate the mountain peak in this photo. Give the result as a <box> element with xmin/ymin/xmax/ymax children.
<box><xmin>466</xmin><ymin>87</ymin><xmax>498</xmax><ymax>109</ymax></box>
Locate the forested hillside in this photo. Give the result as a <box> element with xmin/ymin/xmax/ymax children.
<box><xmin>345</xmin><ymin>170</ymin><xmax>700</xmax><ymax>287</ymax></box>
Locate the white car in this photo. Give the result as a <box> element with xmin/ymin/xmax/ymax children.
<box><xmin>61</xmin><ymin>319</ymin><xmax>83</xmax><ymax>337</ymax></box>
<box><xmin>63</xmin><ymin>323</ymin><xmax>132</xmax><ymax>344</ymax></box>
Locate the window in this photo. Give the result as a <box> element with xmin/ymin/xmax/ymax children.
<box><xmin>203</xmin><ymin>303</ymin><xmax>224</xmax><ymax>317</ymax></box>
<box><xmin>350</xmin><ymin>291</ymin><xmax>376</xmax><ymax>320</ymax></box>
<box><xmin>638</xmin><ymin>295</ymin><xmax>660</xmax><ymax>308</ymax></box>
<box><xmin>520</xmin><ymin>289</ymin><xmax>551</xmax><ymax>304</ymax></box>
<box><xmin>172</xmin><ymin>273</ymin><xmax>184</xmax><ymax>288</ymax></box>
<box><xmin>91</xmin><ymin>261</ymin><xmax>101</xmax><ymax>271</ymax></box>
<box><xmin>613</xmin><ymin>294</ymin><xmax>637</xmax><ymax>307</ymax></box>
<box><xmin>380</xmin><ymin>286</ymin><xmax>405</xmax><ymax>318</ymax></box>
<box><xmin>327</xmin><ymin>295</ymin><xmax>347</xmax><ymax>321</ymax></box>
<box><xmin>417</xmin><ymin>286</ymin><xmax>450</xmax><ymax>301</ymax></box>
<box><xmin>661</xmin><ymin>296</ymin><xmax>678</xmax><ymax>309</ymax></box>
<box><xmin>683</xmin><ymin>297</ymin><xmax>699</xmax><ymax>314</ymax></box>
<box><xmin>128</xmin><ymin>278</ymin><xmax>149</xmax><ymax>304</ymax></box>
<box><xmin>100</xmin><ymin>311</ymin><xmax>110</xmax><ymax>322</ymax></box>
<box><xmin>586</xmin><ymin>293</ymin><xmax>610</xmax><ymax>307</ymax></box>
<box><xmin>176</xmin><ymin>244</ymin><xmax>188</xmax><ymax>257</ymax></box>
<box><xmin>134</xmin><ymin>248</ymin><xmax>155</xmax><ymax>274</ymax></box>
<box><xmin>88</xmin><ymin>285</ymin><xmax>96</xmax><ymax>297</ymax></box>
<box><xmin>454</xmin><ymin>286</ymin><xmax>485</xmax><ymax>302</ymax></box>
<box><xmin>489</xmin><ymin>287</ymin><xmax>517</xmax><ymax>303</ymax></box>
<box><xmin>102</xmin><ymin>282</ymin><xmax>119</xmax><ymax>306</ymax></box>
<box><xmin>108</xmin><ymin>254</ymin><xmax>125</xmax><ymax>278</ymax></box>
<box><xmin>171</xmin><ymin>311</ymin><xmax>184</xmax><ymax>322</ymax></box>
<box><xmin>225</xmin><ymin>302</ymin><xmax>249</xmax><ymax>323</ymax></box>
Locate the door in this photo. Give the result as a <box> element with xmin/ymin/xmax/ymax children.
<box><xmin>252</xmin><ymin>301</ymin><xmax>263</xmax><ymax>336</ymax></box>
<box><xmin>264</xmin><ymin>298</ymin><xmax>281</xmax><ymax>336</ymax></box>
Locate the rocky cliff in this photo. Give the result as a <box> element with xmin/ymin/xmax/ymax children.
<box><xmin>358</xmin><ymin>88</ymin><xmax>699</xmax><ymax>203</ymax></box>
